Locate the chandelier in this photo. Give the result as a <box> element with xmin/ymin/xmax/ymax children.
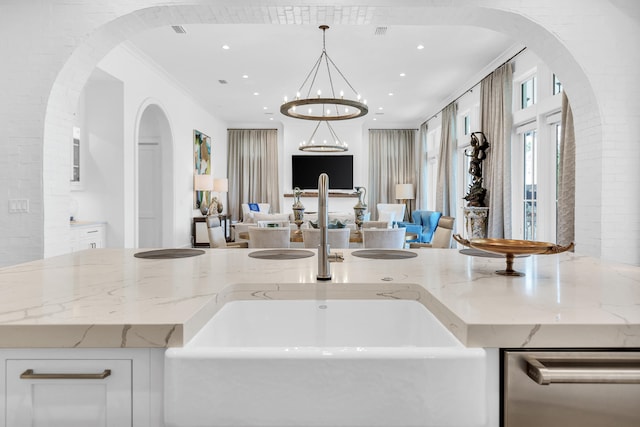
<box><xmin>281</xmin><ymin>25</ymin><xmax>367</xmax><ymax>152</ymax></box>
<box><xmin>299</xmin><ymin>121</ymin><xmax>348</xmax><ymax>152</ymax></box>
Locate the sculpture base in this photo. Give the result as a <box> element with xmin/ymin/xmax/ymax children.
<box><xmin>463</xmin><ymin>207</ymin><xmax>489</xmax><ymax>239</ymax></box>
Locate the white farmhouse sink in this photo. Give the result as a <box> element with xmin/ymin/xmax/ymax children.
<box><xmin>165</xmin><ymin>299</ymin><xmax>487</xmax><ymax>427</ymax></box>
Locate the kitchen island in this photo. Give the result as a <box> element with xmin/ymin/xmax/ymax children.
<box><xmin>0</xmin><ymin>247</ymin><xmax>638</xmax><ymax>349</ymax></box>
<box><xmin>1</xmin><ymin>248</ymin><xmax>639</xmax><ymax>426</ymax></box>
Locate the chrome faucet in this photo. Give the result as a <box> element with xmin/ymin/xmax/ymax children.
<box><xmin>317</xmin><ymin>173</ymin><xmax>331</xmax><ymax>280</ymax></box>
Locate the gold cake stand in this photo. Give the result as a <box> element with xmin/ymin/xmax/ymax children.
<box><xmin>453</xmin><ymin>234</ymin><xmax>574</xmax><ymax>276</ymax></box>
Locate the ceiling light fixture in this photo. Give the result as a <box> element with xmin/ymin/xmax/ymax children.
<box><xmin>299</xmin><ymin>121</ymin><xmax>348</xmax><ymax>152</ymax></box>
<box><xmin>280</xmin><ymin>25</ymin><xmax>368</xmax><ymax>122</ymax></box>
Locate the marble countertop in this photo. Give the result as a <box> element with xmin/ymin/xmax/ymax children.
<box><xmin>0</xmin><ymin>248</ymin><xmax>638</xmax><ymax>349</ymax></box>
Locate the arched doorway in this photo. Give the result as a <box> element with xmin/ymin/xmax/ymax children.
<box><xmin>35</xmin><ymin>2</ymin><xmax>636</xmax><ymax>263</ymax></box>
<box><xmin>136</xmin><ymin>103</ymin><xmax>173</xmax><ymax>248</ymax></box>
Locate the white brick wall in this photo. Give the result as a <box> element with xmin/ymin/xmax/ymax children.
<box><xmin>1</xmin><ymin>0</ymin><xmax>639</xmax><ymax>265</ymax></box>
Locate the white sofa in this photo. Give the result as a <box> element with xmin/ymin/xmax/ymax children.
<box><xmin>376</xmin><ymin>203</ymin><xmax>406</xmax><ymax>226</ymax></box>
<box><xmin>233</xmin><ymin>208</ymin><xmax>358</xmax><ymax>241</ymax></box>
<box><xmin>235</xmin><ymin>203</ymin><xmax>295</xmax><ymax>241</ymax></box>
<box><xmin>241</xmin><ymin>203</ymin><xmax>271</xmax><ymax>222</ymax></box>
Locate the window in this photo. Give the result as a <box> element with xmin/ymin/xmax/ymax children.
<box><xmin>523</xmin><ymin>130</ymin><xmax>537</xmax><ymax>240</ymax></box>
<box><xmin>463</xmin><ymin>115</ymin><xmax>471</xmax><ymax>136</ymax></box>
<box><xmin>553</xmin><ymin>74</ymin><xmax>563</xmax><ymax>95</ymax></box>
<box><xmin>521</xmin><ymin>77</ymin><xmax>537</xmax><ymax>108</ymax></box>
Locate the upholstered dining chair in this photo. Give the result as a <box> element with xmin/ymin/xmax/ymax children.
<box><xmin>362</xmin><ymin>228</ymin><xmax>406</xmax><ymax>249</ymax></box>
<box><xmin>248</xmin><ymin>226</ymin><xmax>291</xmax><ymax>248</ymax></box>
<box><xmin>207</xmin><ymin>216</ymin><xmax>248</xmax><ymax>248</ymax></box>
<box><xmin>409</xmin><ymin>216</ymin><xmax>455</xmax><ymax>249</ymax></box>
<box><xmin>361</xmin><ymin>221</ymin><xmax>389</xmax><ymax>229</ymax></box>
<box><xmin>376</xmin><ymin>203</ymin><xmax>406</xmax><ymax>225</ymax></box>
<box><xmin>302</xmin><ymin>228</ymin><xmax>350</xmax><ymax>249</ymax></box>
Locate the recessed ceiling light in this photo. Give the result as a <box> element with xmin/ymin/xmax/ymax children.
<box><xmin>373</xmin><ymin>118</ymin><xmax>377</xmax><ymax>121</ymax></box>
<box><xmin>388</xmin><ymin>93</ymin><xmax>394</xmax><ymax>96</ymax></box>
<box><xmin>399</xmin><ymin>73</ymin><xmax>406</xmax><ymax>77</ymax></box>
<box><xmin>222</xmin><ymin>45</ymin><xmax>230</xmax><ymax>50</ymax></box>
<box><xmin>263</xmin><ymin>106</ymin><xmax>268</xmax><ymax>110</ymax></box>
<box><xmin>378</xmin><ymin>107</ymin><xmax>383</xmax><ymax>110</ymax></box>
<box><xmin>417</xmin><ymin>44</ymin><xmax>424</xmax><ymax>50</ymax></box>
<box><xmin>269</xmin><ymin>117</ymin><xmax>274</xmax><ymax>121</ymax></box>
<box><xmin>253</xmin><ymin>92</ymin><xmax>259</xmax><ymax>96</ymax></box>
<box><xmin>242</xmin><ymin>74</ymin><xmax>249</xmax><ymax>79</ymax></box>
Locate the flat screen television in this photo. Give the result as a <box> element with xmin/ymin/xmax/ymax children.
<box><xmin>292</xmin><ymin>155</ymin><xmax>353</xmax><ymax>190</ymax></box>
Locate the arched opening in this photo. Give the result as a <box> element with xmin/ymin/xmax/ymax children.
<box><xmin>136</xmin><ymin>102</ymin><xmax>174</xmax><ymax>248</ymax></box>
<box><xmin>39</xmin><ymin>3</ymin><xmax>612</xmax><ymax>260</ymax></box>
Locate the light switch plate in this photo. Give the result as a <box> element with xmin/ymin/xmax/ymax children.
<box><xmin>8</xmin><ymin>199</ymin><xmax>29</xmax><ymax>213</ymax></box>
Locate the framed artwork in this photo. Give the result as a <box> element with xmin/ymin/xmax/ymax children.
<box><xmin>194</xmin><ymin>130</ymin><xmax>212</xmax><ymax>209</ymax></box>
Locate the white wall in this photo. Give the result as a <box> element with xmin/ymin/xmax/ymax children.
<box><xmin>1</xmin><ymin>1</ymin><xmax>639</xmax><ymax>266</ymax></box>
<box><xmin>76</xmin><ymin>75</ymin><xmax>125</xmax><ymax>247</ymax></box>
<box><xmin>85</xmin><ymin>44</ymin><xmax>228</xmax><ymax>248</ymax></box>
<box><xmin>278</xmin><ymin>118</ymin><xmax>370</xmax><ymax>214</ymax></box>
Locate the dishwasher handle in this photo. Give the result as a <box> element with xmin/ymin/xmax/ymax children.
<box><xmin>525</xmin><ymin>355</ymin><xmax>640</xmax><ymax>385</ymax></box>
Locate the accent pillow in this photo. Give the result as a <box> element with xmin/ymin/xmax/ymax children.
<box><xmin>248</xmin><ymin>203</ymin><xmax>260</xmax><ymax>212</ymax></box>
<box><xmin>378</xmin><ymin>210</ymin><xmax>395</xmax><ymax>228</ymax></box>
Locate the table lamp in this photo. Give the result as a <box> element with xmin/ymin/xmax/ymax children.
<box><xmin>194</xmin><ymin>174</ymin><xmax>214</xmax><ymax>215</ymax></box>
<box><xmin>395</xmin><ymin>183</ymin><xmax>414</xmax><ymax>222</ymax></box>
<box><xmin>213</xmin><ymin>178</ymin><xmax>229</xmax><ymax>214</ymax></box>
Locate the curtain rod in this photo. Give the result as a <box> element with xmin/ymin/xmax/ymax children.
<box><xmin>420</xmin><ymin>46</ymin><xmax>527</xmax><ymax>126</ymax></box>
<box><xmin>226</xmin><ymin>128</ymin><xmax>278</xmax><ymax>131</ymax></box>
<box><xmin>368</xmin><ymin>128</ymin><xmax>418</xmax><ymax>131</ymax></box>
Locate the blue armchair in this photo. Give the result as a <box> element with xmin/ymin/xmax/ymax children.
<box><xmin>398</xmin><ymin>210</ymin><xmax>442</xmax><ymax>243</ymax></box>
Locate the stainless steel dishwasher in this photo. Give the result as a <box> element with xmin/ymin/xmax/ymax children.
<box><xmin>503</xmin><ymin>350</ymin><xmax>640</xmax><ymax>427</ymax></box>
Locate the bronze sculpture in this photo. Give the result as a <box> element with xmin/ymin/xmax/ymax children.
<box><xmin>463</xmin><ymin>132</ymin><xmax>490</xmax><ymax>207</ymax></box>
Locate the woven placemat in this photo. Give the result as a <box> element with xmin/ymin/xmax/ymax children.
<box><xmin>134</xmin><ymin>249</ymin><xmax>205</xmax><ymax>259</ymax></box>
<box><xmin>351</xmin><ymin>249</ymin><xmax>417</xmax><ymax>260</ymax></box>
<box><xmin>249</xmin><ymin>249</ymin><xmax>315</xmax><ymax>260</ymax></box>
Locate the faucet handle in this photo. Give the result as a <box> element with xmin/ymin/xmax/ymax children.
<box><xmin>329</xmin><ymin>252</ymin><xmax>344</xmax><ymax>262</ymax></box>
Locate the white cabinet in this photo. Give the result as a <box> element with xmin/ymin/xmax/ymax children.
<box><xmin>6</xmin><ymin>359</ymin><xmax>131</xmax><ymax>427</ymax></box>
<box><xmin>0</xmin><ymin>348</ymin><xmax>164</xmax><ymax>427</ymax></box>
<box><xmin>70</xmin><ymin>222</ymin><xmax>106</xmax><ymax>252</ymax></box>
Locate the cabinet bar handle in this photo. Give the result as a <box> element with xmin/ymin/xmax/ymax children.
<box><xmin>526</xmin><ymin>356</ymin><xmax>640</xmax><ymax>385</ymax></box>
<box><xmin>20</xmin><ymin>369</ymin><xmax>111</xmax><ymax>380</ymax></box>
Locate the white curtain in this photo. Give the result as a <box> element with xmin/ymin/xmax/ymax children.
<box><xmin>481</xmin><ymin>63</ymin><xmax>513</xmax><ymax>238</ymax></box>
<box><xmin>435</xmin><ymin>102</ymin><xmax>457</xmax><ymax>216</ymax></box>
<box><xmin>416</xmin><ymin>122</ymin><xmax>428</xmax><ymax>210</ymax></box>
<box><xmin>557</xmin><ymin>92</ymin><xmax>575</xmax><ymax>246</ymax></box>
<box><xmin>368</xmin><ymin>129</ymin><xmax>417</xmax><ymax>219</ymax></box>
<box><xmin>227</xmin><ymin>129</ymin><xmax>280</xmax><ymax>221</ymax></box>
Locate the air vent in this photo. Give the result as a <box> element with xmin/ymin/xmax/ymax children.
<box><xmin>218</xmin><ymin>80</ymin><xmax>228</xmax><ymax>85</ymax></box>
<box><xmin>171</xmin><ymin>25</ymin><xmax>186</xmax><ymax>34</ymax></box>
<box><xmin>375</xmin><ymin>112</ymin><xmax>385</xmax><ymax>115</ymax></box>
<box><xmin>374</xmin><ymin>26</ymin><xmax>387</xmax><ymax>36</ymax></box>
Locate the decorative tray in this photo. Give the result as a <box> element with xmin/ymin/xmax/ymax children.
<box><xmin>453</xmin><ymin>234</ymin><xmax>574</xmax><ymax>276</ymax></box>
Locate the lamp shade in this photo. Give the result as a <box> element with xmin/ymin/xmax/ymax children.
<box><xmin>213</xmin><ymin>178</ymin><xmax>229</xmax><ymax>192</ymax></box>
<box><xmin>194</xmin><ymin>174</ymin><xmax>213</xmax><ymax>191</ymax></box>
<box><xmin>395</xmin><ymin>183</ymin><xmax>415</xmax><ymax>200</ymax></box>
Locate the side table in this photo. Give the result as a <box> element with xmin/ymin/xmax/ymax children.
<box><xmin>192</xmin><ymin>215</ymin><xmax>230</xmax><ymax>247</ymax></box>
